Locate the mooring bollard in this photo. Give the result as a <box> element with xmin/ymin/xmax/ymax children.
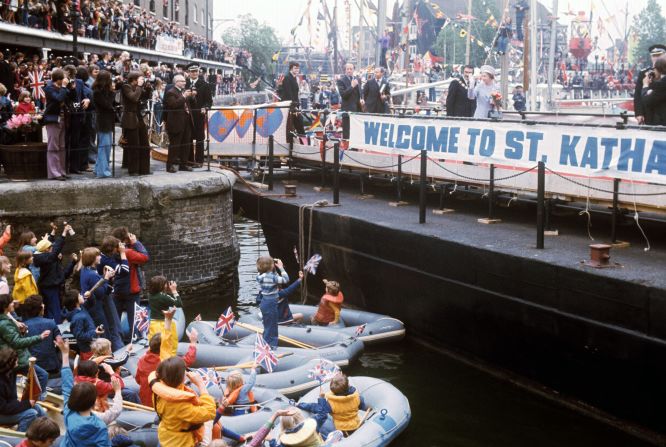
<box><xmin>268</xmin><ymin>135</ymin><xmax>274</xmax><ymax>191</ymax></box>
<box><xmin>333</xmin><ymin>142</ymin><xmax>340</xmax><ymax>205</ymax></box>
<box><xmin>397</xmin><ymin>154</ymin><xmax>403</xmax><ymax>202</ymax></box>
<box><xmin>536</xmin><ymin>161</ymin><xmax>545</xmax><ymax>249</ymax></box>
<box><xmin>320</xmin><ymin>132</ymin><xmax>327</xmax><ymax>189</ymax></box>
<box><xmin>419</xmin><ymin>149</ymin><xmax>427</xmax><ymax>224</ymax></box>
<box><xmin>611</xmin><ymin>178</ymin><xmax>620</xmax><ymax>244</ymax></box>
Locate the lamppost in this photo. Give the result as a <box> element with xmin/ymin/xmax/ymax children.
<box><xmin>72</xmin><ymin>0</ymin><xmax>80</xmax><ymax>58</ymax></box>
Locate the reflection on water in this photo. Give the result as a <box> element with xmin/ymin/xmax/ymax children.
<box><xmin>233</xmin><ymin>218</ymin><xmax>652</xmax><ymax>447</ymax></box>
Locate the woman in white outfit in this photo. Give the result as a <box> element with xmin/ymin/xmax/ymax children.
<box><xmin>467</xmin><ymin>65</ymin><xmax>499</xmax><ymax>119</ymax></box>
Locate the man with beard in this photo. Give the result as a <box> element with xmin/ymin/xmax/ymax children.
<box><xmin>185</xmin><ymin>62</ymin><xmax>212</xmax><ymax>167</ymax></box>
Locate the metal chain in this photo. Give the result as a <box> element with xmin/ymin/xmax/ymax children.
<box><xmin>342</xmin><ymin>151</ymin><xmax>421</xmax><ymax>169</ymax></box>
<box><xmin>544</xmin><ymin>166</ymin><xmax>666</xmax><ymax>196</ymax></box>
<box><xmin>429</xmin><ymin>159</ymin><xmax>538</xmax><ymax>182</ymax></box>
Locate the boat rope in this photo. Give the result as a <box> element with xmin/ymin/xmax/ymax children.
<box><xmin>631</xmin><ymin>181</ymin><xmax>651</xmax><ymax>252</ymax></box>
<box><xmin>225</xmin><ymin>396</ymin><xmax>283</xmax><ymax>409</ymax></box>
<box><xmin>578</xmin><ymin>176</ymin><xmax>595</xmax><ymax>241</ymax></box>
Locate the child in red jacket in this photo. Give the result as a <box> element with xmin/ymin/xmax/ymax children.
<box><xmin>15</xmin><ymin>416</ymin><xmax>60</xmax><ymax>447</ymax></box>
<box><xmin>74</xmin><ymin>359</ymin><xmax>123</xmax><ymax>412</ymax></box>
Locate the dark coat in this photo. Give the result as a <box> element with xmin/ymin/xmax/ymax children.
<box><xmin>0</xmin><ymin>370</ymin><xmax>31</xmax><ymax>415</ymax></box>
<box><xmin>65</xmin><ymin>308</ymin><xmax>97</xmax><ymax>354</ymax></box>
<box><xmin>185</xmin><ymin>76</ymin><xmax>213</xmax><ymax>111</ymax></box>
<box><xmin>446</xmin><ymin>78</ymin><xmax>476</xmax><ymax>117</ymax></box>
<box><xmin>279</xmin><ymin>72</ymin><xmax>300</xmax><ymax>105</ymax></box>
<box><xmin>363</xmin><ymin>77</ymin><xmax>391</xmax><ymax>114</ymax></box>
<box><xmin>25</xmin><ymin>316</ymin><xmax>61</xmax><ymax>372</ymax></box>
<box><xmin>32</xmin><ymin>236</ymin><xmax>65</xmax><ymax>288</ymax></box>
<box><xmin>120</xmin><ymin>83</ymin><xmax>143</xmax><ymax>130</ymax></box>
<box><xmin>0</xmin><ymin>60</ymin><xmax>13</xmax><ymax>96</ymax></box>
<box><xmin>634</xmin><ymin>68</ymin><xmax>650</xmax><ymax>118</ymax></box>
<box><xmin>93</xmin><ymin>89</ymin><xmax>116</xmax><ymax>132</ymax></box>
<box><xmin>163</xmin><ymin>86</ymin><xmax>192</xmax><ymax>134</ymax></box>
<box><xmin>642</xmin><ymin>76</ymin><xmax>666</xmax><ymax>126</ymax></box>
<box><xmin>43</xmin><ymin>82</ymin><xmax>69</xmax><ymax>124</ymax></box>
<box><xmin>337</xmin><ymin>75</ymin><xmax>362</xmax><ymax>112</ymax></box>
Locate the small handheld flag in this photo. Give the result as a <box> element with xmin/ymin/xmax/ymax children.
<box><xmin>303</xmin><ymin>254</ymin><xmax>322</xmax><ymax>275</ymax></box>
<box><xmin>194</xmin><ymin>368</ymin><xmax>219</xmax><ymax>389</ymax></box>
<box><xmin>254</xmin><ymin>333</ymin><xmax>278</xmax><ymax>373</ymax></box>
<box><xmin>308</xmin><ymin>359</ymin><xmax>341</xmax><ymax>384</ymax></box>
<box><xmin>354</xmin><ymin>323</ymin><xmax>367</xmax><ymax>337</ymax></box>
<box><xmin>133</xmin><ymin>303</ymin><xmax>149</xmax><ymax>339</ymax></box>
<box><xmin>214</xmin><ymin>307</ymin><xmax>235</xmax><ymax>337</ymax></box>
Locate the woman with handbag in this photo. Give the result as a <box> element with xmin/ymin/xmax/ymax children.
<box><xmin>468</xmin><ymin>65</ymin><xmax>501</xmax><ymax>119</ymax></box>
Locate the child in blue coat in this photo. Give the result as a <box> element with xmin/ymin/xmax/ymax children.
<box><xmin>255</xmin><ymin>256</ymin><xmax>289</xmax><ymax>349</ymax></box>
<box><xmin>63</xmin><ymin>290</ymin><xmax>104</xmax><ymax>361</ymax></box>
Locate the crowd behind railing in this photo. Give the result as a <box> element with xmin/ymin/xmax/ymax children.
<box><xmin>0</xmin><ymin>0</ymin><xmax>251</xmax><ymax>64</ymax></box>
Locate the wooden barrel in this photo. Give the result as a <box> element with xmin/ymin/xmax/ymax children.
<box><xmin>0</xmin><ymin>142</ymin><xmax>47</xmax><ymax>180</ymax></box>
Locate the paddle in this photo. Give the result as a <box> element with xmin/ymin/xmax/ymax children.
<box><xmin>212</xmin><ymin>352</ymin><xmax>294</xmax><ymax>372</ymax></box>
<box><xmin>235</xmin><ymin>321</ymin><xmax>315</xmax><ymax>350</ymax></box>
<box><xmin>46</xmin><ymin>390</ymin><xmax>154</xmax><ymax>413</ymax></box>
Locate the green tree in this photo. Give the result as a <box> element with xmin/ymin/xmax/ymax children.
<box><xmin>631</xmin><ymin>0</ymin><xmax>666</xmax><ymax>66</ymax></box>
<box><xmin>433</xmin><ymin>0</ymin><xmax>501</xmax><ymax>68</ymax></box>
<box><xmin>221</xmin><ymin>14</ymin><xmax>281</xmax><ymax>86</ymax></box>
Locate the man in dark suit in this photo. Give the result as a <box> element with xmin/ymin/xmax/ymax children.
<box><xmin>634</xmin><ymin>44</ymin><xmax>666</xmax><ymax>125</ymax></box>
<box><xmin>163</xmin><ymin>74</ymin><xmax>194</xmax><ymax>173</ymax></box>
<box><xmin>336</xmin><ymin>63</ymin><xmax>362</xmax><ymax>144</ymax></box>
<box><xmin>446</xmin><ymin>64</ymin><xmax>476</xmax><ymax>117</ymax></box>
<box><xmin>185</xmin><ymin>63</ymin><xmax>213</xmax><ymax>166</ymax></box>
<box><xmin>277</xmin><ymin>61</ymin><xmax>305</xmax><ymax>142</ymax></box>
<box><xmin>363</xmin><ymin>67</ymin><xmax>391</xmax><ymax>114</ymax></box>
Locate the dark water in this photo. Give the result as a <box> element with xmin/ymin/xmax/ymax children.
<box><xmin>233</xmin><ymin>219</ymin><xmax>652</xmax><ymax>447</ymax></box>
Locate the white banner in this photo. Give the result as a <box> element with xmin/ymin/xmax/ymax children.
<box><xmin>155</xmin><ymin>35</ymin><xmax>184</xmax><ymax>56</ymax></box>
<box><xmin>350</xmin><ymin>114</ymin><xmax>666</xmax><ymax>186</ymax></box>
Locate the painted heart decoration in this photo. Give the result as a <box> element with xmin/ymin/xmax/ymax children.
<box><xmin>255</xmin><ymin>108</ymin><xmax>284</xmax><ymax>138</ymax></box>
<box><xmin>208</xmin><ymin>110</ymin><xmax>239</xmax><ymax>143</ymax></box>
<box><xmin>236</xmin><ymin>109</ymin><xmax>254</xmax><ymax>138</ymax></box>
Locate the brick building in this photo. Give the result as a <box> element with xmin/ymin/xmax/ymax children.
<box><xmin>125</xmin><ymin>0</ymin><xmax>213</xmax><ymax>39</ymax></box>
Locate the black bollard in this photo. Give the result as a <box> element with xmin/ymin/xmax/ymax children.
<box><xmin>488</xmin><ymin>164</ymin><xmax>495</xmax><ymax>220</ymax></box>
<box><xmin>419</xmin><ymin>149</ymin><xmax>427</xmax><ymax>224</ymax></box>
<box><xmin>268</xmin><ymin>135</ymin><xmax>274</xmax><ymax>191</ymax></box>
<box><xmin>397</xmin><ymin>154</ymin><xmax>403</xmax><ymax>202</ymax></box>
<box><xmin>321</xmin><ymin>133</ymin><xmax>327</xmax><ymax>188</ymax></box>
<box><xmin>333</xmin><ymin>142</ymin><xmax>340</xmax><ymax>204</ymax></box>
<box><xmin>111</xmin><ymin>124</ymin><xmax>116</xmax><ymax>178</ymax></box>
<box><xmin>536</xmin><ymin>161</ymin><xmax>545</xmax><ymax>249</ymax></box>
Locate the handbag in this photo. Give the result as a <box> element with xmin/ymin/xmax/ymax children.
<box><xmin>487</xmin><ymin>109</ymin><xmax>502</xmax><ymax>120</ymax></box>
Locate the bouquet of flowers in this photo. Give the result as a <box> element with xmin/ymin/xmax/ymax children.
<box><xmin>6</xmin><ymin>114</ymin><xmax>39</xmax><ymax>134</ymax></box>
<box><xmin>490</xmin><ymin>91</ymin><xmax>503</xmax><ymax>109</ymax></box>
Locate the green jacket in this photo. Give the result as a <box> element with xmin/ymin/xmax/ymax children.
<box><xmin>148</xmin><ymin>292</ymin><xmax>183</xmax><ymax>321</ymax></box>
<box><xmin>0</xmin><ymin>314</ymin><xmax>43</xmax><ymax>368</ymax></box>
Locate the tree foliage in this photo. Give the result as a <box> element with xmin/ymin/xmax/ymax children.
<box><xmin>631</xmin><ymin>0</ymin><xmax>666</xmax><ymax>66</ymax></box>
<box><xmin>221</xmin><ymin>14</ymin><xmax>281</xmax><ymax>83</ymax></box>
<box><xmin>433</xmin><ymin>0</ymin><xmax>501</xmax><ymax>68</ymax></box>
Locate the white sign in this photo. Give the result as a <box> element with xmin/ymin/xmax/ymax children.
<box><xmin>350</xmin><ymin>114</ymin><xmax>666</xmax><ymax>186</ymax></box>
<box><xmin>155</xmin><ymin>35</ymin><xmax>184</xmax><ymax>56</ymax></box>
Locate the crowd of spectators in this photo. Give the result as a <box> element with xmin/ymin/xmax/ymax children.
<box><xmin>0</xmin><ymin>0</ymin><xmax>248</xmax><ymax>64</ymax></box>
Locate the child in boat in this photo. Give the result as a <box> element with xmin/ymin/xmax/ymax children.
<box><xmin>0</xmin><ymin>256</ymin><xmax>10</xmax><ymax>295</ymax></box>
<box><xmin>108</xmin><ymin>425</ymin><xmax>141</xmax><ymax>447</ymax></box>
<box><xmin>20</xmin><ymin>294</ymin><xmax>61</xmax><ymax>375</ymax></box>
<box><xmin>257</xmin><ymin>270</ymin><xmax>305</xmax><ymax>323</ymax></box>
<box><xmin>256</xmin><ymin>255</ymin><xmax>289</xmax><ymax>349</ymax></box>
<box><xmin>0</xmin><ymin>224</ymin><xmax>10</xmax><ymax>256</ymax></box>
<box><xmin>135</xmin><ymin>307</ymin><xmax>197</xmax><ymax>407</ymax></box>
<box><xmin>298</xmin><ymin>372</ymin><xmax>366</xmax><ymax>438</ymax></box>
<box><xmin>90</xmin><ymin>338</ymin><xmax>141</xmax><ymax>404</ymax></box>
<box><xmin>16</xmin><ymin>416</ymin><xmax>60</xmax><ymax>447</ymax></box>
<box><xmin>147</xmin><ymin>275</ymin><xmax>183</xmax><ymax>357</ymax></box>
<box><xmin>13</xmin><ymin>251</ymin><xmax>38</xmax><ymax>304</ymax></box>
<box><xmin>56</xmin><ymin>338</ymin><xmax>123</xmax><ymax>447</ymax></box>
<box><xmin>63</xmin><ymin>290</ymin><xmax>104</xmax><ymax>361</ymax></box>
<box><xmin>75</xmin><ymin>359</ymin><xmax>124</xmax><ymax>412</ymax></box>
<box><xmin>222</xmin><ymin>365</ymin><xmax>257</xmax><ymax>416</ymax></box>
<box><xmin>312</xmin><ymin>280</ymin><xmax>344</xmax><ymax>326</ymax></box>
<box><xmin>0</xmin><ymin>347</ymin><xmax>45</xmax><ymax>432</ymax></box>
<box><xmin>148</xmin><ymin>356</ymin><xmax>217</xmax><ymax>447</ymax></box>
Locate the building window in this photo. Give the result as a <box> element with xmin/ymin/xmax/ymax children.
<box><xmin>201</xmin><ymin>9</ymin><xmax>205</xmax><ymax>27</ymax></box>
<box><xmin>193</xmin><ymin>3</ymin><xmax>197</xmax><ymax>23</ymax></box>
<box><xmin>150</xmin><ymin>0</ymin><xmax>155</xmax><ymax>12</ymax></box>
<box><xmin>133</xmin><ymin>0</ymin><xmax>140</xmax><ymax>5</ymax></box>
<box><xmin>163</xmin><ymin>1</ymin><xmax>167</xmax><ymax>17</ymax></box>
<box><xmin>185</xmin><ymin>0</ymin><xmax>189</xmax><ymax>25</ymax></box>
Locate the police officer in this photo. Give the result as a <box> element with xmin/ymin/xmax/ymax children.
<box><xmin>185</xmin><ymin>62</ymin><xmax>213</xmax><ymax>167</ymax></box>
<box><xmin>634</xmin><ymin>44</ymin><xmax>666</xmax><ymax>125</ymax></box>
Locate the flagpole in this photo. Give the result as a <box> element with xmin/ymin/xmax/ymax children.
<box><xmin>547</xmin><ymin>0</ymin><xmax>559</xmax><ymax>110</ymax></box>
<box><xmin>529</xmin><ymin>0</ymin><xmax>538</xmax><ymax>111</ymax></box>
<box><xmin>465</xmin><ymin>0</ymin><xmax>472</xmax><ymax>65</ymax></box>
<box><xmin>130</xmin><ymin>303</ymin><xmax>137</xmax><ymax>342</ymax></box>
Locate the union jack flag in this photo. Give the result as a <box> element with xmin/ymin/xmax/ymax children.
<box><xmin>194</xmin><ymin>314</ymin><xmax>202</xmax><ymax>322</ymax></box>
<box><xmin>214</xmin><ymin>307</ymin><xmax>235</xmax><ymax>337</ymax></box>
<box><xmin>28</xmin><ymin>70</ymin><xmax>45</xmax><ymax>101</ymax></box>
<box><xmin>133</xmin><ymin>303</ymin><xmax>149</xmax><ymax>338</ymax></box>
<box><xmin>194</xmin><ymin>368</ymin><xmax>219</xmax><ymax>389</ymax></box>
<box><xmin>303</xmin><ymin>254</ymin><xmax>322</xmax><ymax>275</ymax></box>
<box><xmin>355</xmin><ymin>323</ymin><xmax>367</xmax><ymax>337</ymax></box>
<box><xmin>308</xmin><ymin>359</ymin><xmax>340</xmax><ymax>384</ymax></box>
<box><xmin>254</xmin><ymin>333</ymin><xmax>278</xmax><ymax>373</ymax></box>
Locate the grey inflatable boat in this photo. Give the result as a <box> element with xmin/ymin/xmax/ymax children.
<box><xmin>287</xmin><ymin>376</ymin><xmax>411</xmax><ymax>447</ymax></box>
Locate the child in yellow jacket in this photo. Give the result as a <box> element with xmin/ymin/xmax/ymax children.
<box><xmin>13</xmin><ymin>251</ymin><xmax>38</xmax><ymax>304</ymax></box>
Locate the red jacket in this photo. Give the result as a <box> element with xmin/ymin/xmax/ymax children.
<box><xmin>135</xmin><ymin>344</ymin><xmax>196</xmax><ymax>407</ymax></box>
<box><xmin>16</xmin><ymin>102</ymin><xmax>35</xmax><ymax>115</ymax></box>
<box><xmin>126</xmin><ymin>245</ymin><xmax>149</xmax><ymax>294</ymax></box>
<box><xmin>75</xmin><ymin>374</ymin><xmax>124</xmax><ymax>411</ymax></box>
<box><xmin>0</xmin><ymin>226</ymin><xmax>9</xmax><ymax>256</ymax></box>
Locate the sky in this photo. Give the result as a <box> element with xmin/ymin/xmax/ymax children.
<box><xmin>212</xmin><ymin>0</ymin><xmax>666</xmax><ymax>48</ymax></box>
